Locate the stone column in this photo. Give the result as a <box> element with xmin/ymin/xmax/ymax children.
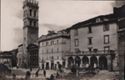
<box><xmin>65</xmin><ymin>57</ymin><xmax>68</xmax><ymax>68</ymax></box>
<box><xmin>88</xmin><ymin>56</ymin><xmax>91</xmax><ymax>65</ymax></box>
<box><xmin>96</xmin><ymin>56</ymin><xmax>99</xmax><ymax>68</ymax></box>
<box><xmin>73</xmin><ymin>56</ymin><xmax>75</xmax><ymax>65</ymax></box>
<box><xmin>107</xmin><ymin>55</ymin><xmax>112</xmax><ymax>71</ymax></box>
<box><xmin>80</xmin><ymin>56</ymin><xmax>83</xmax><ymax>68</ymax></box>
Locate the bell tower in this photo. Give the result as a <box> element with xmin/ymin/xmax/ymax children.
<box><xmin>23</xmin><ymin>0</ymin><xmax>39</xmax><ymax>67</ymax></box>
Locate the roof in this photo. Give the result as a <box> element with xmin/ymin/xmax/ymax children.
<box><xmin>68</xmin><ymin>14</ymin><xmax>118</xmax><ymax>30</ymax></box>
<box><xmin>38</xmin><ymin>30</ymin><xmax>70</xmax><ymax>42</ymax></box>
<box><xmin>18</xmin><ymin>44</ymin><xmax>23</xmax><ymax>47</ymax></box>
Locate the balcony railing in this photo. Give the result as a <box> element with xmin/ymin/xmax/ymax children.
<box><xmin>64</xmin><ymin>50</ymin><xmax>118</xmax><ymax>56</ymax></box>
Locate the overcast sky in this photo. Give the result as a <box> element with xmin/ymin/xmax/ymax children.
<box><xmin>1</xmin><ymin>0</ymin><xmax>118</xmax><ymax>51</ymax></box>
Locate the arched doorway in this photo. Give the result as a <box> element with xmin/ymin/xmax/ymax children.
<box><xmin>42</xmin><ymin>63</ymin><xmax>44</xmax><ymax>70</ymax></box>
<box><xmin>90</xmin><ymin>55</ymin><xmax>98</xmax><ymax>68</ymax></box>
<box><xmin>62</xmin><ymin>59</ymin><xmax>66</xmax><ymax>68</ymax></box>
<box><xmin>51</xmin><ymin>62</ymin><xmax>54</xmax><ymax>69</ymax></box>
<box><xmin>68</xmin><ymin>56</ymin><xmax>74</xmax><ymax>68</ymax></box>
<box><xmin>82</xmin><ymin>56</ymin><xmax>89</xmax><ymax>68</ymax></box>
<box><xmin>99</xmin><ymin>55</ymin><xmax>107</xmax><ymax>70</ymax></box>
<box><xmin>46</xmin><ymin>62</ymin><xmax>49</xmax><ymax>70</ymax></box>
<box><xmin>75</xmin><ymin>56</ymin><xmax>81</xmax><ymax>67</ymax></box>
<box><xmin>82</xmin><ymin>56</ymin><xmax>89</xmax><ymax>64</ymax></box>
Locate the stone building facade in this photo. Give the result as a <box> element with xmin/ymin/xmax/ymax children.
<box><xmin>64</xmin><ymin>14</ymin><xmax>119</xmax><ymax>71</ymax></box>
<box><xmin>0</xmin><ymin>49</ymin><xmax>18</xmax><ymax>67</ymax></box>
<box><xmin>39</xmin><ymin>30</ymin><xmax>70</xmax><ymax>69</ymax></box>
<box><xmin>118</xmin><ymin>18</ymin><xmax>125</xmax><ymax>80</ymax></box>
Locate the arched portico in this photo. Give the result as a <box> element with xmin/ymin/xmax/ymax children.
<box><xmin>68</xmin><ymin>56</ymin><xmax>74</xmax><ymax>68</ymax></box>
<box><xmin>82</xmin><ymin>55</ymin><xmax>89</xmax><ymax>64</ymax></box>
<box><xmin>65</xmin><ymin>54</ymin><xmax>112</xmax><ymax>71</ymax></box>
<box><xmin>99</xmin><ymin>55</ymin><xmax>108</xmax><ymax>70</ymax></box>
<box><xmin>90</xmin><ymin>55</ymin><xmax>98</xmax><ymax>68</ymax></box>
<box><xmin>75</xmin><ymin>56</ymin><xmax>81</xmax><ymax>67</ymax></box>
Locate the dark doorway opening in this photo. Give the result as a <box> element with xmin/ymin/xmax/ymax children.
<box><xmin>82</xmin><ymin>56</ymin><xmax>89</xmax><ymax>65</ymax></box>
<box><xmin>99</xmin><ymin>56</ymin><xmax>108</xmax><ymax>70</ymax></box>
<box><xmin>75</xmin><ymin>56</ymin><xmax>81</xmax><ymax>67</ymax></box>
<box><xmin>51</xmin><ymin>62</ymin><xmax>54</xmax><ymax>69</ymax></box>
<box><xmin>90</xmin><ymin>55</ymin><xmax>98</xmax><ymax>68</ymax></box>
<box><xmin>68</xmin><ymin>57</ymin><xmax>74</xmax><ymax>68</ymax></box>
<box><xmin>46</xmin><ymin>62</ymin><xmax>49</xmax><ymax>70</ymax></box>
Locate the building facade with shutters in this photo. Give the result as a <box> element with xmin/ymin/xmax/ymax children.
<box><xmin>39</xmin><ymin>30</ymin><xmax>70</xmax><ymax>69</ymax></box>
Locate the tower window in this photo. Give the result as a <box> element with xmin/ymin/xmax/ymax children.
<box><xmin>34</xmin><ymin>11</ymin><xmax>36</xmax><ymax>17</ymax></box>
<box><xmin>88</xmin><ymin>37</ymin><xmax>93</xmax><ymax>45</ymax></box>
<box><xmin>30</xmin><ymin>9</ymin><xmax>32</xmax><ymax>16</ymax></box>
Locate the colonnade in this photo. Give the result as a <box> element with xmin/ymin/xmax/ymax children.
<box><xmin>64</xmin><ymin>55</ymin><xmax>113</xmax><ymax>71</ymax></box>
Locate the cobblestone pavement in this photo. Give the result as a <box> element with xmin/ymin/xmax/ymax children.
<box><xmin>5</xmin><ymin>68</ymin><xmax>119</xmax><ymax>80</ymax></box>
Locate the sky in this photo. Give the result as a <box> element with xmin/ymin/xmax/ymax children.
<box><xmin>1</xmin><ymin>0</ymin><xmax>120</xmax><ymax>51</ymax></box>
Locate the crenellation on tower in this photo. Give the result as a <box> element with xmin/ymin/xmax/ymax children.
<box><xmin>23</xmin><ymin>0</ymin><xmax>39</xmax><ymax>9</ymax></box>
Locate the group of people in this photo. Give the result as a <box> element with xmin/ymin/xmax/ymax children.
<box><xmin>35</xmin><ymin>69</ymin><xmax>61</xmax><ymax>80</ymax></box>
<box><xmin>12</xmin><ymin>69</ymin><xmax>61</xmax><ymax>80</ymax></box>
<box><xmin>12</xmin><ymin>69</ymin><xmax>47</xmax><ymax>80</ymax></box>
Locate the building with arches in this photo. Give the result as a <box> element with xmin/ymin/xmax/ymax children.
<box><xmin>64</xmin><ymin>14</ymin><xmax>119</xmax><ymax>71</ymax></box>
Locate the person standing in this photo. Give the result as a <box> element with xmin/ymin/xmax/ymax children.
<box><xmin>12</xmin><ymin>73</ymin><xmax>16</xmax><ymax>80</ymax></box>
<box><xmin>50</xmin><ymin>74</ymin><xmax>54</xmax><ymax>80</ymax></box>
<box><xmin>43</xmin><ymin>70</ymin><xmax>46</xmax><ymax>77</ymax></box>
<box><xmin>25</xmin><ymin>71</ymin><xmax>31</xmax><ymax>80</ymax></box>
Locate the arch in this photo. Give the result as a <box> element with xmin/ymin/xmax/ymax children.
<box><xmin>99</xmin><ymin>55</ymin><xmax>108</xmax><ymax>70</ymax></box>
<box><xmin>42</xmin><ymin>63</ymin><xmax>44</xmax><ymax>70</ymax></box>
<box><xmin>68</xmin><ymin>56</ymin><xmax>74</xmax><ymax>67</ymax></box>
<box><xmin>75</xmin><ymin>56</ymin><xmax>81</xmax><ymax>67</ymax></box>
<box><xmin>82</xmin><ymin>55</ymin><xmax>89</xmax><ymax>64</ymax></box>
<box><xmin>90</xmin><ymin>55</ymin><xmax>98</xmax><ymax>68</ymax></box>
<box><xmin>51</xmin><ymin>62</ymin><xmax>54</xmax><ymax>69</ymax></box>
<box><xmin>46</xmin><ymin>62</ymin><xmax>49</xmax><ymax>70</ymax></box>
<box><xmin>62</xmin><ymin>59</ymin><xmax>66</xmax><ymax>67</ymax></box>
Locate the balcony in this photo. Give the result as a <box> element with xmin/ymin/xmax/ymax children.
<box><xmin>65</xmin><ymin>50</ymin><xmax>117</xmax><ymax>56</ymax></box>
